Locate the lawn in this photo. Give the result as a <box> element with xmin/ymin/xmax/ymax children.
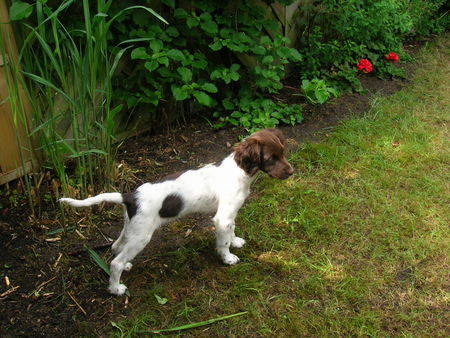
<box><xmin>112</xmin><ymin>36</ymin><xmax>449</xmax><ymax>336</ymax></box>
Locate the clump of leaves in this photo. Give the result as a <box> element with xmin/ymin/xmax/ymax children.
<box><xmin>112</xmin><ymin>0</ymin><xmax>303</xmax><ymax>131</ymax></box>
<box><xmin>301</xmin><ymin>79</ymin><xmax>338</xmax><ymax>104</ymax></box>
<box><xmin>214</xmin><ymin>90</ymin><xmax>303</xmax><ymax>133</ymax></box>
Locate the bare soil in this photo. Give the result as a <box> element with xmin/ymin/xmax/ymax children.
<box><xmin>0</xmin><ymin>47</ymin><xmax>419</xmax><ymax>337</ymax></box>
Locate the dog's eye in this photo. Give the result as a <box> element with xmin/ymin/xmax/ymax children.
<box><xmin>265</xmin><ymin>155</ymin><xmax>277</xmax><ymax>165</ymax></box>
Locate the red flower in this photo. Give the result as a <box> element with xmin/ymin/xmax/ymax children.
<box><xmin>357</xmin><ymin>59</ymin><xmax>373</xmax><ymax>73</ymax></box>
<box><xmin>386</xmin><ymin>52</ymin><xmax>399</xmax><ymax>62</ymax></box>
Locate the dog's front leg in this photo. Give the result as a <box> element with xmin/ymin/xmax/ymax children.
<box><xmin>214</xmin><ymin>220</ymin><xmax>240</xmax><ymax>264</ymax></box>
<box><xmin>213</xmin><ymin>200</ymin><xmax>245</xmax><ymax>265</ymax></box>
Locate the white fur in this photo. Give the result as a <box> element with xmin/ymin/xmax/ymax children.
<box><xmin>60</xmin><ymin>154</ymin><xmax>255</xmax><ymax>296</ymax></box>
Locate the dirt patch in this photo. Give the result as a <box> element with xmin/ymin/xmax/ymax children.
<box><xmin>0</xmin><ymin>56</ymin><xmax>416</xmax><ymax>336</ymax></box>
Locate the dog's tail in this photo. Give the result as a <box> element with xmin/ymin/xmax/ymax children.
<box><xmin>59</xmin><ymin>193</ymin><xmax>123</xmax><ymax>208</ymax></box>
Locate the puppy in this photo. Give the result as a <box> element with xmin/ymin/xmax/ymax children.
<box><xmin>59</xmin><ymin>128</ymin><xmax>293</xmax><ymax>295</ymax></box>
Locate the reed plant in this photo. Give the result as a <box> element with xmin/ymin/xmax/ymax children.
<box><xmin>3</xmin><ymin>0</ymin><xmax>166</xmax><ymax>200</ymax></box>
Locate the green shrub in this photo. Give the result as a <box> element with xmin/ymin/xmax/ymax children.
<box><xmin>110</xmin><ymin>0</ymin><xmax>302</xmax><ymax>130</ymax></box>
<box><xmin>295</xmin><ymin>0</ymin><xmax>448</xmax><ymax>90</ymax></box>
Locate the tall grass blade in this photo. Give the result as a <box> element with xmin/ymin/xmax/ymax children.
<box><xmin>84</xmin><ymin>244</ymin><xmax>110</xmax><ymax>275</ymax></box>
<box><xmin>20</xmin><ymin>71</ymin><xmax>76</xmax><ymax>105</ymax></box>
<box><xmin>134</xmin><ymin>311</ymin><xmax>248</xmax><ymax>333</ymax></box>
<box><xmin>108</xmin><ymin>6</ymin><xmax>168</xmax><ymax>28</ymax></box>
<box><xmin>84</xmin><ymin>244</ymin><xmax>130</xmax><ymax>296</ymax></box>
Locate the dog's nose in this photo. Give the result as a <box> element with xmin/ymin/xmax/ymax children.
<box><xmin>287</xmin><ymin>165</ymin><xmax>294</xmax><ymax>176</ymax></box>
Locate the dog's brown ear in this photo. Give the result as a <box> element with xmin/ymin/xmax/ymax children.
<box><xmin>234</xmin><ymin>138</ymin><xmax>261</xmax><ymax>176</ymax></box>
<box><xmin>266</xmin><ymin>128</ymin><xmax>286</xmax><ymax>146</ymax></box>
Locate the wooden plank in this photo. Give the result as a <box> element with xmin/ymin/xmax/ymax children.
<box><xmin>270</xmin><ymin>2</ymin><xmax>286</xmax><ymax>30</ymax></box>
<box><xmin>0</xmin><ymin>160</ymin><xmax>36</xmax><ymax>185</ymax></box>
<box><xmin>286</xmin><ymin>1</ymin><xmax>301</xmax><ymax>25</ymax></box>
<box><xmin>0</xmin><ymin>0</ymin><xmax>37</xmax><ymax>184</ymax></box>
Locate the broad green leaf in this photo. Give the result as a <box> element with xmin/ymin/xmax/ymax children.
<box><xmin>262</xmin><ymin>55</ymin><xmax>274</xmax><ymax>65</ymax></box>
<box><xmin>201</xmin><ymin>83</ymin><xmax>218</xmax><ymax>93</ymax></box>
<box><xmin>145</xmin><ymin>60</ymin><xmax>159</xmax><ymax>72</ymax></box>
<box><xmin>158</xmin><ymin>56</ymin><xmax>169</xmax><ymax>67</ymax></box>
<box><xmin>131</xmin><ymin>47</ymin><xmax>150</xmax><ymax>60</ymax></box>
<box><xmin>172</xmin><ymin>85</ymin><xmax>189</xmax><ymax>101</ymax></box>
<box><xmin>177</xmin><ymin>67</ymin><xmax>192</xmax><ymax>83</ymax></box>
<box><xmin>260</xmin><ymin>36</ymin><xmax>271</xmax><ymax>45</ymax></box>
<box><xmin>167</xmin><ymin>49</ymin><xmax>185</xmax><ymax>61</ymax></box>
<box><xmin>193</xmin><ymin>91</ymin><xmax>213</xmax><ymax>106</ymax></box>
<box><xmin>289</xmin><ymin>48</ymin><xmax>302</xmax><ymax>61</ymax></box>
<box><xmin>174</xmin><ymin>8</ymin><xmax>188</xmax><ymax>19</ymax></box>
<box><xmin>230</xmin><ymin>72</ymin><xmax>240</xmax><ymax>81</ymax></box>
<box><xmin>209</xmin><ymin>40</ymin><xmax>223</xmax><ymax>51</ymax></box>
<box><xmin>192</xmin><ymin>59</ymin><xmax>208</xmax><ymax>68</ymax></box>
<box><xmin>166</xmin><ymin>26</ymin><xmax>179</xmax><ymax>37</ymax></box>
<box><xmin>158</xmin><ymin>67</ymin><xmax>172</xmax><ymax>77</ymax></box>
<box><xmin>222</xmin><ymin>98</ymin><xmax>235</xmax><ymax>110</ymax></box>
<box><xmin>201</xmin><ymin>20</ymin><xmax>218</xmax><ymax>35</ymax></box>
<box><xmin>10</xmin><ymin>1</ymin><xmax>33</xmax><ymax>21</ymax></box>
<box><xmin>315</xmin><ymin>90</ymin><xmax>328</xmax><ymax>104</ymax></box>
<box><xmin>150</xmin><ymin>39</ymin><xmax>163</xmax><ymax>53</ymax></box>
<box><xmin>186</xmin><ymin>17</ymin><xmax>199</xmax><ymax>28</ymax></box>
<box><xmin>230</xmin><ymin>64</ymin><xmax>240</xmax><ymax>72</ymax></box>
<box><xmin>154</xmin><ymin>294</ymin><xmax>168</xmax><ymax>304</ymax></box>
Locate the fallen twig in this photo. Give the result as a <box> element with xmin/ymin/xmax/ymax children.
<box><xmin>53</xmin><ymin>253</ymin><xmax>63</xmax><ymax>269</ymax></box>
<box><xmin>68</xmin><ymin>292</ymin><xmax>87</xmax><ymax>315</ymax></box>
<box><xmin>28</xmin><ymin>276</ymin><xmax>57</xmax><ymax>297</ymax></box>
<box><xmin>0</xmin><ymin>285</ymin><xmax>20</xmax><ymax>298</ymax></box>
<box><xmin>283</xmin><ymin>85</ymin><xmax>301</xmax><ymax>91</ymax></box>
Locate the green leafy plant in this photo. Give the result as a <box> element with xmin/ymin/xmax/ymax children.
<box><xmin>112</xmin><ymin>0</ymin><xmax>303</xmax><ymax>131</ymax></box>
<box><xmin>5</xmin><ymin>0</ymin><xmax>166</xmax><ymax>198</ymax></box>
<box><xmin>214</xmin><ymin>91</ymin><xmax>303</xmax><ymax>133</ymax></box>
<box><xmin>301</xmin><ymin>79</ymin><xmax>338</xmax><ymax>104</ymax></box>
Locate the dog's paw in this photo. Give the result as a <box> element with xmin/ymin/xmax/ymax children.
<box><xmin>222</xmin><ymin>253</ymin><xmax>240</xmax><ymax>265</ymax></box>
<box><xmin>124</xmin><ymin>263</ymin><xmax>133</xmax><ymax>271</ymax></box>
<box><xmin>231</xmin><ymin>237</ymin><xmax>246</xmax><ymax>248</ymax></box>
<box><xmin>108</xmin><ymin>283</ymin><xmax>128</xmax><ymax>296</ymax></box>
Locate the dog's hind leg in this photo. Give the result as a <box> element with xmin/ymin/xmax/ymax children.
<box><xmin>111</xmin><ymin>209</ymin><xmax>130</xmax><ymax>255</ymax></box>
<box><xmin>108</xmin><ymin>218</ymin><xmax>158</xmax><ymax>296</ymax></box>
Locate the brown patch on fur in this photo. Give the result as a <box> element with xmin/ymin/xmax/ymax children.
<box><xmin>122</xmin><ymin>192</ymin><xmax>137</xmax><ymax>219</ymax></box>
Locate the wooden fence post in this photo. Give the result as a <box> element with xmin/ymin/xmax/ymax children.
<box><xmin>0</xmin><ymin>0</ymin><xmax>38</xmax><ymax>185</ymax></box>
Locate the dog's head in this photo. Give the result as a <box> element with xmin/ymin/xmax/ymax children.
<box><xmin>234</xmin><ymin>128</ymin><xmax>294</xmax><ymax>180</ymax></box>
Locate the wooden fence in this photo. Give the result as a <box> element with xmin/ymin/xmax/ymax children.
<box><xmin>0</xmin><ymin>0</ymin><xmax>36</xmax><ymax>185</ymax></box>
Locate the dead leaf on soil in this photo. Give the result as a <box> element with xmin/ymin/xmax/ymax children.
<box><xmin>45</xmin><ymin>237</ymin><xmax>61</xmax><ymax>242</ymax></box>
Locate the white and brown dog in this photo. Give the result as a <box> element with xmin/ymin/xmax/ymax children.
<box><xmin>60</xmin><ymin>128</ymin><xmax>293</xmax><ymax>295</ymax></box>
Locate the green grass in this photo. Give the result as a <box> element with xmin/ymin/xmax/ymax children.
<box><xmin>110</xmin><ymin>35</ymin><xmax>449</xmax><ymax>336</ymax></box>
